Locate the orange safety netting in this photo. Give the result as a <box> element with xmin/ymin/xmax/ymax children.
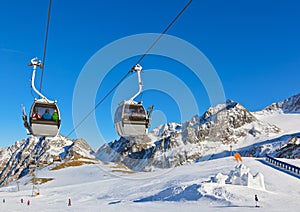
<box><xmin>234</xmin><ymin>153</ymin><xmax>242</xmax><ymax>162</ymax></box>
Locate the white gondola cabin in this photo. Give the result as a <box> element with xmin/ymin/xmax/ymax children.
<box><xmin>29</xmin><ymin>99</ymin><xmax>61</xmax><ymax>137</ymax></box>
<box><xmin>22</xmin><ymin>57</ymin><xmax>61</xmax><ymax>137</ymax></box>
<box><xmin>114</xmin><ymin>101</ymin><xmax>150</xmax><ymax>137</ymax></box>
<box><xmin>113</xmin><ymin>64</ymin><xmax>153</xmax><ymax>137</ymax></box>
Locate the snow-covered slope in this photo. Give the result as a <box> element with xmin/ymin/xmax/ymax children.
<box><xmin>0</xmin><ymin>157</ymin><xmax>299</xmax><ymax>211</ymax></box>
<box><xmin>0</xmin><ymin>135</ymin><xmax>95</xmax><ymax>186</ymax></box>
<box><xmin>253</xmin><ymin>93</ymin><xmax>300</xmax><ymax>136</ymax></box>
<box><xmin>96</xmin><ymin>100</ymin><xmax>281</xmax><ymax>171</ymax></box>
<box><xmin>249</xmin><ymin>94</ymin><xmax>300</xmax><ymax>159</ymax></box>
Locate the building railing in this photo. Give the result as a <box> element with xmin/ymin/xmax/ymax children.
<box><xmin>266</xmin><ymin>155</ymin><xmax>300</xmax><ymax>175</ymax></box>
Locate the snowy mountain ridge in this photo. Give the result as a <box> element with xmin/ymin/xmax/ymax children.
<box><xmin>258</xmin><ymin>92</ymin><xmax>300</xmax><ymax>114</ymax></box>
<box><xmin>0</xmin><ymin>135</ymin><xmax>95</xmax><ymax>186</ymax></box>
<box><xmin>96</xmin><ymin>100</ymin><xmax>281</xmax><ymax>171</ymax></box>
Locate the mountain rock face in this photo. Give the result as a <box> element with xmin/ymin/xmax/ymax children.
<box><xmin>233</xmin><ymin>132</ymin><xmax>300</xmax><ymax>159</ymax></box>
<box><xmin>96</xmin><ymin>100</ymin><xmax>281</xmax><ymax>171</ymax></box>
<box><xmin>262</xmin><ymin>93</ymin><xmax>300</xmax><ymax>113</ymax></box>
<box><xmin>0</xmin><ymin>135</ymin><xmax>94</xmax><ymax>186</ymax></box>
<box><xmin>271</xmin><ymin>136</ymin><xmax>300</xmax><ymax>159</ymax></box>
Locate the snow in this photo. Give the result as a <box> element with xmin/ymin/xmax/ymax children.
<box><xmin>225</xmin><ymin>163</ymin><xmax>265</xmax><ymax>190</ymax></box>
<box><xmin>0</xmin><ymin>157</ymin><xmax>300</xmax><ymax>211</ymax></box>
<box><xmin>254</xmin><ymin>112</ymin><xmax>300</xmax><ymax>134</ymax></box>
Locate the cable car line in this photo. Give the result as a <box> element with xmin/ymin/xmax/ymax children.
<box><xmin>134</xmin><ymin>0</ymin><xmax>192</xmax><ymax>66</ymax></box>
<box><xmin>39</xmin><ymin>0</ymin><xmax>53</xmax><ymax>93</ymax></box>
<box><xmin>67</xmin><ymin>0</ymin><xmax>192</xmax><ymax>137</ymax></box>
<box><xmin>66</xmin><ymin>71</ymin><xmax>131</xmax><ymax>137</ymax></box>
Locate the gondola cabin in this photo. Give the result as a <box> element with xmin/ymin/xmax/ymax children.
<box><xmin>114</xmin><ymin>101</ymin><xmax>150</xmax><ymax>137</ymax></box>
<box><xmin>29</xmin><ymin>99</ymin><xmax>61</xmax><ymax>137</ymax></box>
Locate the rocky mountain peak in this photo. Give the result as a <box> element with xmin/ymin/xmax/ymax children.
<box><xmin>262</xmin><ymin>93</ymin><xmax>300</xmax><ymax>113</ymax></box>
<box><xmin>200</xmin><ymin>100</ymin><xmax>257</xmax><ymax>127</ymax></box>
<box><xmin>0</xmin><ymin>135</ymin><xmax>94</xmax><ymax>186</ymax></box>
<box><xmin>96</xmin><ymin>100</ymin><xmax>281</xmax><ymax>171</ymax></box>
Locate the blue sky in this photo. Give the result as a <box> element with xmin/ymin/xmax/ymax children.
<box><xmin>0</xmin><ymin>0</ymin><xmax>299</xmax><ymax>149</ymax></box>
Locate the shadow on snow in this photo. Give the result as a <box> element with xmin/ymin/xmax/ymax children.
<box><xmin>133</xmin><ymin>184</ymin><xmax>202</xmax><ymax>202</ymax></box>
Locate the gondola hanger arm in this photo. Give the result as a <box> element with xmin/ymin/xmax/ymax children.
<box><xmin>28</xmin><ymin>57</ymin><xmax>52</xmax><ymax>103</ymax></box>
